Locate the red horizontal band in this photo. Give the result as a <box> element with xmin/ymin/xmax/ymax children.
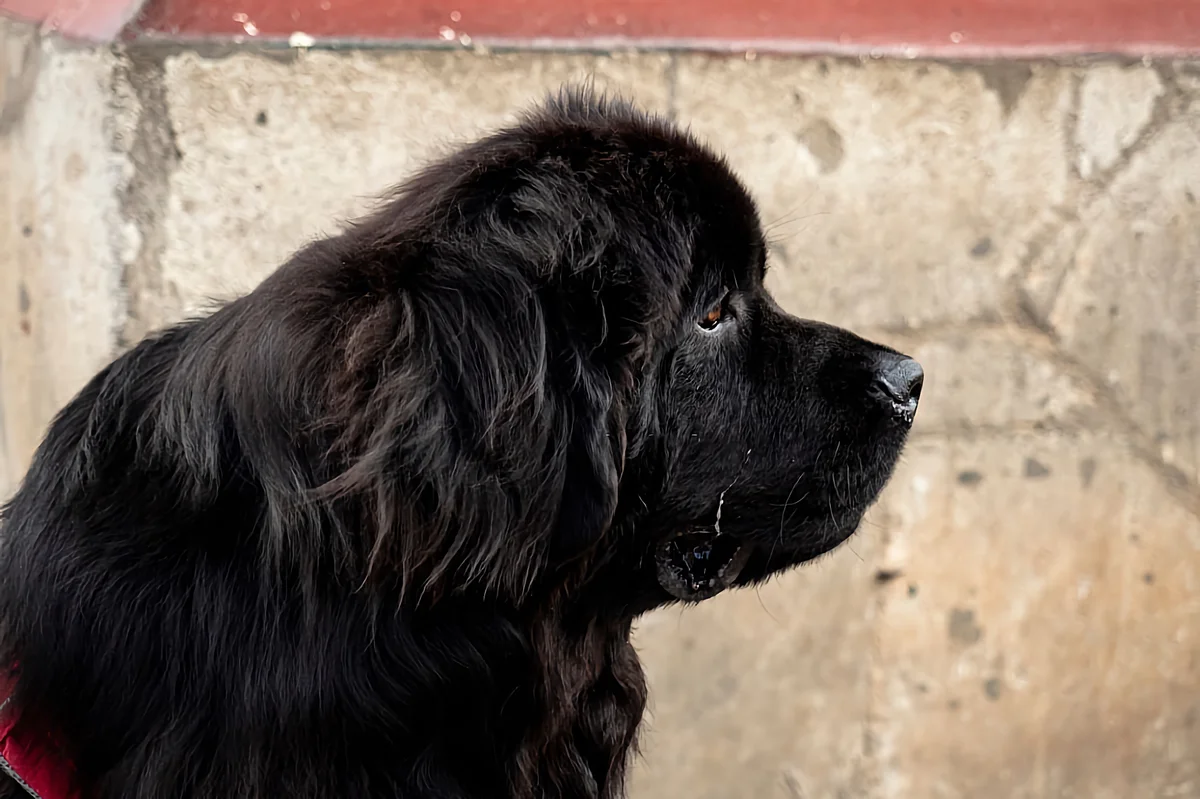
<box><xmin>1</xmin><ymin>0</ymin><xmax>1196</xmax><ymax>56</ymax></box>
<box><xmin>124</xmin><ymin>0</ymin><xmax>1200</xmax><ymax>56</ymax></box>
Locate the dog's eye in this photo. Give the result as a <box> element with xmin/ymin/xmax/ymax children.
<box><xmin>698</xmin><ymin>293</ymin><xmax>730</xmax><ymax>331</ymax></box>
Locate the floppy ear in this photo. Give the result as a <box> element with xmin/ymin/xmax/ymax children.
<box><xmin>319</xmin><ymin>276</ymin><xmax>634</xmax><ymax>604</ymax></box>
<box><xmin>311</xmin><ymin>185</ymin><xmax>647</xmax><ymax>604</ymax></box>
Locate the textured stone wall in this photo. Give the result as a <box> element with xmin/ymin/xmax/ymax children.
<box><xmin>3</xmin><ymin>20</ymin><xmax>1199</xmax><ymax>797</ymax></box>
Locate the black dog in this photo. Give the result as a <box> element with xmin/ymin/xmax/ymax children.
<box><xmin>0</xmin><ymin>88</ymin><xmax>922</xmax><ymax>799</ymax></box>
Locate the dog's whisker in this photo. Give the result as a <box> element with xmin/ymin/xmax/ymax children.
<box><xmin>846</xmin><ymin>542</ymin><xmax>865</xmax><ymax>562</ymax></box>
<box><xmin>778</xmin><ymin>471</ymin><xmax>807</xmax><ymax>540</ymax></box>
<box><xmin>753</xmin><ymin>585</ymin><xmax>780</xmax><ymax>624</ymax></box>
<box><xmin>714</xmin><ymin>448</ymin><xmax>753</xmax><ymax>535</ymax></box>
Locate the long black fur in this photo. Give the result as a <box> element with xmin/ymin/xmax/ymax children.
<box><xmin>0</xmin><ymin>87</ymin><xmax>918</xmax><ymax>798</ymax></box>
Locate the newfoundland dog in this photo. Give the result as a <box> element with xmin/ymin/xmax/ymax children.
<box><xmin>0</xmin><ymin>88</ymin><xmax>922</xmax><ymax>799</ymax></box>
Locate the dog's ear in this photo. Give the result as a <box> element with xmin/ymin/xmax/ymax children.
<box><xmin>487</xmin><ymin>169</ymin><xmax>662</xmax><ymax>576</ymax></box>
<box><xmin>319</xmin><ymin>278</ymin><xmax>635</xmax><ymax>604</ymax></box>
<box><xmin>312</xmin><ymin>202</ymin><xmax>638</xmax><ymax>604</ymax></box>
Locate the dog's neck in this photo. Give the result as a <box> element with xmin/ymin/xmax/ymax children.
<box><xmin>511</xmin><ymin>612</ymin><xmax>647</xmax><ymax>799</ymax></box>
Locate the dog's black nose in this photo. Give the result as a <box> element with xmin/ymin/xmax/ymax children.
<box><xmin>870</xmin><ymin>353</ymin><xmax>923</xmax><ymax>424</ymax></box>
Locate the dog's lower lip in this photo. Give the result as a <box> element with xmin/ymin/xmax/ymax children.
<box><xmin>654</xmin><ymin>529</ymin><xmax>751</xmax><ymax>601</ymax></box>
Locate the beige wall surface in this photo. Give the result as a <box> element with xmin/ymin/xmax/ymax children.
<box><xmin>3</xmin><ymin>20</ymin><xmax>1199</xmax><ymax>797</ymax></box>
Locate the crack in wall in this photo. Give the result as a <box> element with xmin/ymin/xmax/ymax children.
<box><xmin>1018</xmin><ymin>67</ymin><xmax>1184</xmax><ymax>331</ymax></box>
<box><xmin>1081</xmin><ymin>66</ymin><xmax>1188</xmax><ymax>192</ymax></box>
<box><xmin>111</xmin><ymin>46</ymin><xmax>181</xmax><ymax>351</ymax></box>
<box><xmin>891</xmin><ymin>274</ymin><xmax>1200</xmax><ymax>520</ymax></box>
<box><xmin>945</xmin><ymin>66</ymin><xmax>1200</xmax><ymax>518</ymax></box>
<box><xmin>1010</xmin><ymin>322</ymin><xmax>1200</xmax><ymax>520</ymax></box>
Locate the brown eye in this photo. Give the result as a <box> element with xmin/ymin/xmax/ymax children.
<box><xmin>698</xmin><ymin>292</ymin><xmax>729</xmax><ymax>330</ymax></box>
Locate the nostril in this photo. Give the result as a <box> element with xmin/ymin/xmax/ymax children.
<box><xmin>870</xmin><ymin>354</ymin><xmax>924</xmax><ymax>422</ymax></box>
<box><xmin>906</xmin><ymin>371</ymin><xmax>924</xmax><ymax>403</ymax></box>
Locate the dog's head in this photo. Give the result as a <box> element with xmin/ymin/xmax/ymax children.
<box><xmin>275</xmin><ymin>87</ymin><xmax>920</xmax><ymax>614</ymax></box>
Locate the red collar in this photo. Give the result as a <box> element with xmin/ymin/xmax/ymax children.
<box><xmin>0</xmin><ymin>678</ymin><xmax>78</xmax><ymax>799</ymax></box>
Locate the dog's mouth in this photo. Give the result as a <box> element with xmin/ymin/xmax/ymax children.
<box><xmin>654</xmin><ymin>529</ymin><xmax>753</xmax><ymax>601</ymax></box>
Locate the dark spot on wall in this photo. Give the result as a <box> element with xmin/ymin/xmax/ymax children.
<box><xmin>797</xmin><ymin>118</ymin><xmax>845</xmax><ymax>173</ymax></box>
<box><xmin>874</xmin><ymin>569</ymin><xmax>903</xmax><ymax>585</ymax></box>
<box><xmin>1187</xmin><ymin>190</ymin><xmax>1196</xmax><ymax>205</ymax></box>
<box><xmin>983</xmin><ymin>677</ymin><xmax>1004</xmax><ymax>700</ymax></box>
<box><xmin>957</xmin><ymin>470</ymin><xmax>984</xmax><ymax>486</ymax></box>
<box><xmin>908</xmin><ymin>584</ymin><xmax>919</xmax><ymax>598</ymax></box>
<box><xmin>21</xmin><ymin>225</ymin><xmax>32</xmax><ymax>237</ymax></box>
<box><xmin>20</xmin><ymin>319</ymin><xmax>31</xmax><ymax>335</ymax></box>
<box><xmin>916</xmin><ymin>682</ymin><xmax>929</xmax><ymax>694</ymax></box>
<box><xmin>978</xmin><ymin>63</ymin><xmax>1033</xmax><ymax>119</ymax></box>
<box><xmin>1078</xmin><ymin>457</ymin><xmax>1097</xmax><ymax>488</ymax></box>
<box><xmin>1024</xmin><ymin>458</ymin><xmax>1050</xmax><ymax>479</ymax></box>
<box><xmin>255</xmin><ymin>110</ymin><xmax>268</xmax><ymax>126</ymax></box>
<box><xmin>1143</xmin><ymin>572</ymin><xmax>1155</xmax><ymax>585</ymax></box>
<box><xmin>18</xmin><ymin>282</ymin><xmax>31</xmax><ymax>314</ymax></box>
<box><xmin>948</xmin><ymin>608</ymin><xmax>983</xmax><ymax>646</ymax></box>
<box><xmin>1109</xmin><ymin>304</ymin><xmax>1120</xmax><ymax>318</ymax></box>
<box><xmin>970</xmin><ymin>237</ymin><xmax>993</xmax><ymax>258</ymax></box>
<box><xmin>63</xmin><ymin>152</ymin><xmax>86</xmax><ymax>182</ymax></box>
<box><xmin>1129</xmin><ymin>533</ymin><xmax>1141</xmax><ymax>545</ymax></box>
<box><xmin>948</xmin><ymin>699</ymin><xmax>961</xmax><ymax>711</ymax></box>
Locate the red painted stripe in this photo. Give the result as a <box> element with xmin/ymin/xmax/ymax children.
<box><xmin>126</xmin><ymin>0</ymin><xmax>1200</xmax><ymax>56</ymax></box>
<box><xmin>0</xmin><ymin>0</ymin><xmax>146</xmax><ymax>40</ymax></box>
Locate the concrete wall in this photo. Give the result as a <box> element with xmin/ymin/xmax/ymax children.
<box><xmin>3</xmin><ymin>19</ymin><xmax>1199</xmax><ymax>798</ymax></box>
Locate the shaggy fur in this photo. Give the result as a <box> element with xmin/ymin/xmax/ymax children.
<box><xmin>0</xmin><ymin>88</ymin><xmax>920</xmax><ymax>799</ymax></box>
